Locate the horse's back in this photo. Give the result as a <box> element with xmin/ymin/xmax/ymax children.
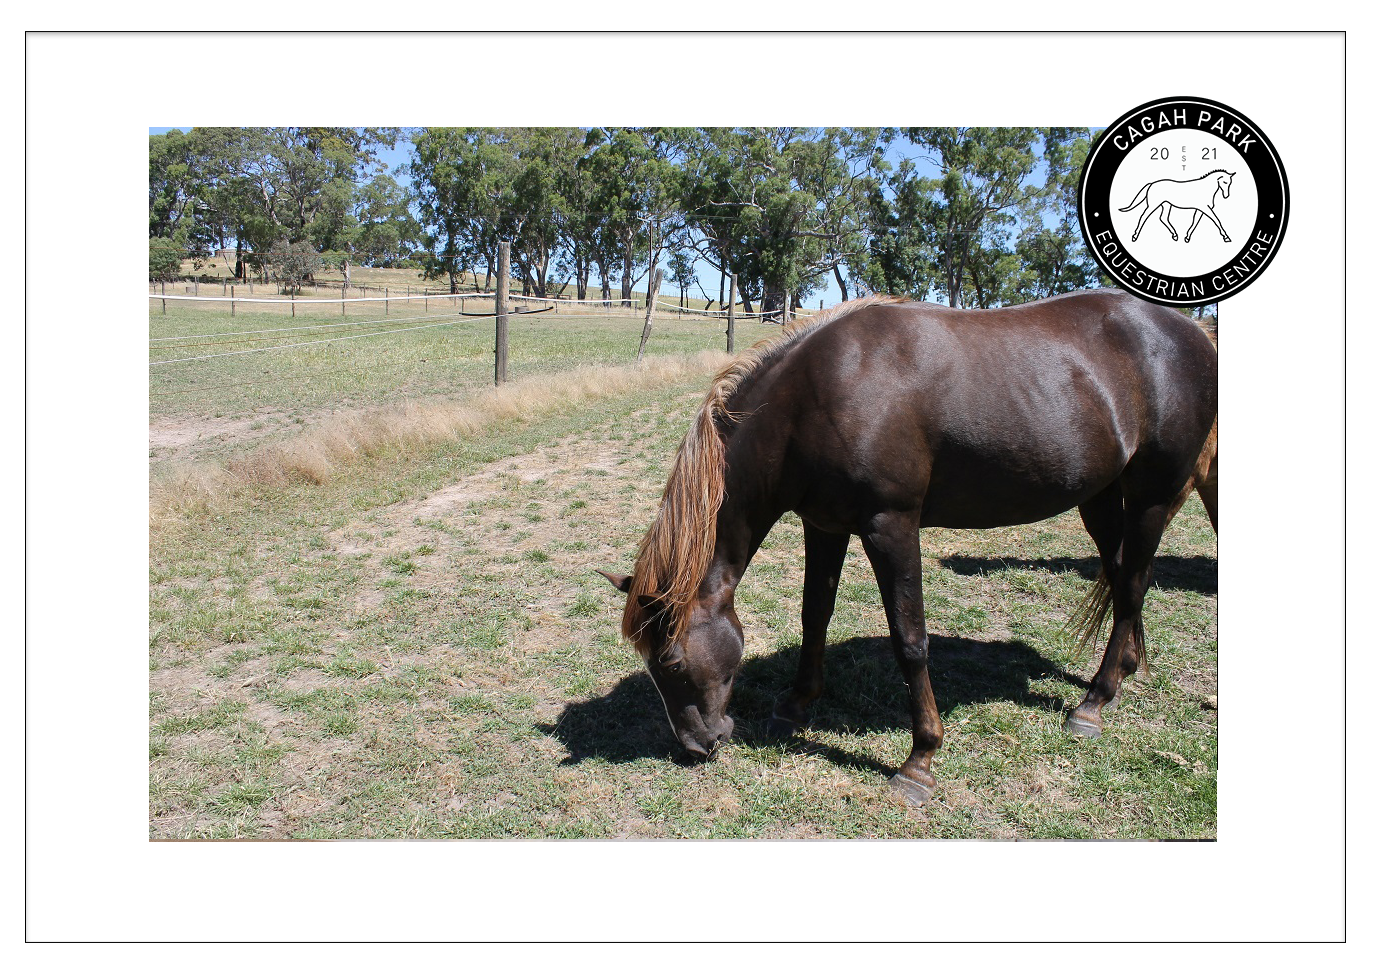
<box><xmin>746</xmin><ymin>290</ymin><xmax>1217</xmax><ymax>530</ymax></box>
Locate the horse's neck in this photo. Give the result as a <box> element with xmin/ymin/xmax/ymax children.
<box><xmin>708</xmin><ymin>421</ymin><xmax>787</xmax><ymax>592</ymax></box>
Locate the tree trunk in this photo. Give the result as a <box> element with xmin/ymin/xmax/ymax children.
<box><xmin>834</xmin><ymin>264</ymin><xmax>850</xmax><ymax>303</ymax></box>
<box><xmin>761</xmin><ymin>287</ymin><xmax>785</xmax><ymax>323</ymax></box>
<box><xmin>621</xmin><ymin>244</ymin><xmax>635</xmax><ymax>309</ymax></box>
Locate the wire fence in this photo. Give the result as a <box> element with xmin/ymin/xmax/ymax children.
<box><xmin>147</xmin><ymin>294</ymin><xmax>780</xmax><ymax>419</ymax></box>
<box><xmin>148</xmin><ymin>287</ymin><xmax>791</xmax><ymax>320</ymax></box>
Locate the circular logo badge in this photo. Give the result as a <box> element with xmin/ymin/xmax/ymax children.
<box><xmin>1078</xmin><ymin>96</ymin><xmax>1289</xmax><ymax>307</ymax></box>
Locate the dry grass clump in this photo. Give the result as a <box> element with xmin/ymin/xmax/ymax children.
<box><xmin>150</xmin><ymin>351</ymin><xmax>728</xmax><ymax>527</ymax></box>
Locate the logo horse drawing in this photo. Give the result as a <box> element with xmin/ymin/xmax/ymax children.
<box><xmin>1120</xmin><ymin>169</ymin><xmax>1235</xmax><ymax>244</ymax></box>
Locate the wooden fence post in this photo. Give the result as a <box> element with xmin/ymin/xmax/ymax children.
<box><xmin>495</xmin><ymin>242</ymin><xmax>510</xmax><ymax>385</ymax></box>
<box><xmin>637</xmin><ymin>266</ymin><xmax>663</xmax><ymax>362</ymax></box>
<box><xmin>230</xmin><ymin>285</ymin><xmax>235</xmax><ymax>316</ymax></box>
<box><xmin>385</xmin><ymin>287</ymin><xmax>390</xmax><ymax>316</ymax></box>
<box><xmin>727</xmin><ymin>274</ymin><xmax>737</xmax><ymax>354</ymax></box>
<box><xmin>291</xmin><ymin>291</ymin><xmax>296</xmax><ymax>317</ymax></box>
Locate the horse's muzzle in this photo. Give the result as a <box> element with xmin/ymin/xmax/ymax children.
<box><xmin>680</xmin><ymin>715</ymin><xmax>734</xmax><ymax>760</ymax></box>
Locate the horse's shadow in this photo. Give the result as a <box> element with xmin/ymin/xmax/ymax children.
<box><xmin>539</xmin><ymin>634</ymin><xmax>1090</xmax><ymax>777</ymax></box>
<box><xmin>937</xmin><ymin>553</ymin><xmax>1217</xmax><ymax>596</ymax></box>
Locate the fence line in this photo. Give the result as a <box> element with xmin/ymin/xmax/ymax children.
<box><xmin>150</xmin><ymin>314</ymin><xmax>491</xmax><ymax>366</ymax></box>
<box><xmin>151</xmin><ymin>310</ymin><xmax>473</xmax><ymax>343</ymax></box>
<box><xmin>152</xmin><ymin>307</ymin><xmax>791</xmax><ymax>362</ymax></box>
<box><xmin>150</xmin><ymin>289</ymin><xmax>791</xmax><ymax>319</ymax></box>
<box><xmin>149</xmin><ymin>292</ymin><xmax>494</xmax><ymax>305</ymax></box>
<box><xmin>511</xmin><ymin>292</ymin><xmax>790</xmax><ymax>319</ymax></box>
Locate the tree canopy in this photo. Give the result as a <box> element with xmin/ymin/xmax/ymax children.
<box><xmin>151</xmin><ymin>126</ymin><xmax>1106</xmax><ymax>308</ymax></box>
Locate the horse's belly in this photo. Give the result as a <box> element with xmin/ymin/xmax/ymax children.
<box><xmin>917</xmin><ymin>442</ymin><xmax>1126</xmax><ymax>529</ymax></box>
<box><xmin>918</xmin><ymin>476</ymin><xmax>1108</xmax><ymax>529</ymax></box>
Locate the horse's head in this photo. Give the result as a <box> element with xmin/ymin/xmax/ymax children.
<box><xmin>598</xmin><ymin>569</ymin><xmax>743</xmax><ymax>758</ymax></box>
<box><xmin>1218</xmin><ymin>171</ymin><xmax>1236</xmax><ymax>199</ymax></box>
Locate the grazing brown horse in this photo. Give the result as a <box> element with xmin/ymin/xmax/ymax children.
<box><xmin>600</xmin><ymin>290</ymin><xmax>1218</xmax><ymax>805</ymax></box>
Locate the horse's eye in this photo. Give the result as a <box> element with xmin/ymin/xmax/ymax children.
<box><xmin>667</xmin><ymin>662</ymin><xmax>683</xmax><ymax>673</ymax></box>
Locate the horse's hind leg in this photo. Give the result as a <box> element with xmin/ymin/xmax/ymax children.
<box><xmin>1191</xmin><ymin>419</ymin><xmax>1218</xmax><ymax>531</ymax></box>
<box><xmin>1196</xmin><ymin>463</ymin><xmax>1218</xmax><ymax>532</ymax></box>
<box><xmin>769</xmin><ymin>523</ymin><xmax>849</xmax><ymax>736</ymax></box>
<box><xmin>1066</xmin><ymin>495</ymin><xmax>1174</xmax><ymax>738</ymax></box>
<box><xmin>1131</xmin><ymin>202</ymin><xmax>1160</xmax><ymax>242</ymax></box>
<box><xmin>860</xmin><ymin>510</ymin><xmax>943</xmax><ymax>805</ymax></box>
<box><xmin>1157</xmin><ymin>205</ymin><xmax>1179</xmax><ymax>240</ymax></box>
<box><xmin>1076</xmin><ymin>481</ymin><xmax>1125</xmax><ymax>640</ymax></box>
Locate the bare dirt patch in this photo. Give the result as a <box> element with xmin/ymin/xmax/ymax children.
<box><xmin>149</xmin><ymin>410</ymin><xmax>309</xmax><ymax>463</ymax></box>
<box><xmin>324</xmin><ymin>425</ymin><xmax>663</xmax><ymax>640</ymax></box>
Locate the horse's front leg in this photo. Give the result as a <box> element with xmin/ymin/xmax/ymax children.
<box><xmin>1203</xmin><ymin>205</ymin><xmax>1231</xmax><ymax>242</ymax></box>
<box><xmin>1185</xmin><ymin>210</ymin><xmax>1204</xmax><ymax>242</ymax></box>
<box><xmin>861</xmin><ymin>510</ymin><xmax>943</xmax><ymax>806</ymax></box>
<box><xmin>769</xmin><ymin>523</ymin><xmax>850</xmax><ymax>736</ymax></box>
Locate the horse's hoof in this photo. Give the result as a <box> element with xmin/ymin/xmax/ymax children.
<box><xmin>888</xmin><ymin>773</ymin><xmax>936</xmax><ymax>808</ymax></box>
<box><xmin>1064</xmin><ymin>712</ymin><xmax>1103</xmax><ymax>738</ymax></box>
<box><xmin>763</xmin><ymin>714</ymin><xmax>805</xmax><ymax>740</ymax></box>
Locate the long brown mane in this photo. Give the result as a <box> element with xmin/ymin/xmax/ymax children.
<box><xmin>621</xmin><ymin>294</ymin><xmax>906</xmax><ymax>655</ymax></box>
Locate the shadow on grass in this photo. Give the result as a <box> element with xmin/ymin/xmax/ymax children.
<box><xmin>937</xmin><ymin>553</ymin><xmax>1218</xmax><ymax>596</ymax></box>
<box><xmin>540</xmin><ymin>634</ymin><xmax>1089</xmax><ymax>776</ymax></box>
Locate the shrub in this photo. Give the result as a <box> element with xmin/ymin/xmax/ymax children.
<box><xmin>149</xmin><ymin>237</ymin><xmax>183</xmax><ymax>282</ymax></box>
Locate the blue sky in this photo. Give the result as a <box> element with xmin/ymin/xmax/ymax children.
<box><xmin>151</xmin><ymin>127</ymin><xmax>1056</xmax><ymax>309</ymax></box>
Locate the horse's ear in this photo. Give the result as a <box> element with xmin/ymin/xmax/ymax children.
<box><xmin>595</xmin><ymin>569</ymin><xmax>632</xmax><ymax>594</ymax></box>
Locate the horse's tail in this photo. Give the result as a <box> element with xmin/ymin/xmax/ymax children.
<box><xmin>1068</xmin><ymin>567</ymin><xmax>1114</xmax><ymax>657</ymax></box>
<box><xmin>1066</xmin><ymin>566</ymin><xmax>1149</xmax><ymax>672</ymax></box>
<box><xmin>1118</xmin><ymin>182</ymin><xmax>1152</xmax><ymax>212</ymax></box>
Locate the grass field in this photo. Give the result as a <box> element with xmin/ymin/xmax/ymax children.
<box><xmin>149</xmin><ymin>300</ymin><xmax>1218</xmax><ymax>840</ymax></box>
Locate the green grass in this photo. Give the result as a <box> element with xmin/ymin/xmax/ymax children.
<box><xmin>150</xmin><ymin>300</ymin><xmax>734</xmax><ymax>421</ymax></box>
<box><xmin>150</xmin><ymin>349</ymin><xmax>1217</xmax><ymax>840</ymax></box>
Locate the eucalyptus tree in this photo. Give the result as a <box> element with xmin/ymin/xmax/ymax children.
<box><xmin>149</xmin><ymin>129</ymin><xmax>198</xmax><ymax>243</ymax></box>
<box><xmin>150</xmin><ymin>126</ymin><xmax>399</xmax><ymax>282</ymax></box>
<box><xmin>409</xmin><ymin>127</ymin><xmax>515</xmax><ymax>292</ymax></box>
<box><xmin>1011</xmin><ymin>129</ymin><xmax>1102</xmax><ymax>301</ymax></box>
<box><xmin>582</xmin><ymin>127</ymin><xmax>687</xmax><ymax>306</ymax></box>
<box><xmin>682</xmin><ymin>127</ymin><xmax>885</xmax><ymax>315</ymax></box>
<box><xmin>351</xmin><ymin>172</ymin><xmax>421</xmax><ymax>268</ymax></box>
<box><xmin>505</xmin><ymin>127</ymin><xmax>587</xmax><ymax>297</ymax></box>
<box><xmin>890</xmin><ymin>127</ymin><xmax>1051</xmax><ymax>308</ymax></box>
<box><xmin>320</xmin><ymin>172</ymin><xmax>420</xmax><ymax>289</ymax></box>
<box><xmin>858</xmin><ymin>152</ymin><xmax>941</xmax><ymax>299</ymax></box>
<box><xmin>789</xmin><ymin>127</ymin><xmax>887</xmax><ymax>305</ymax></box>
<box><xmin>560</xmin><ymin>133</ymin><xmax>604</xmax><ymax>301</ymax></box>
<box><xmin>680</xmin><ymin>127</ymin><xmax>790</xmax><ymax>313</ymax></box>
